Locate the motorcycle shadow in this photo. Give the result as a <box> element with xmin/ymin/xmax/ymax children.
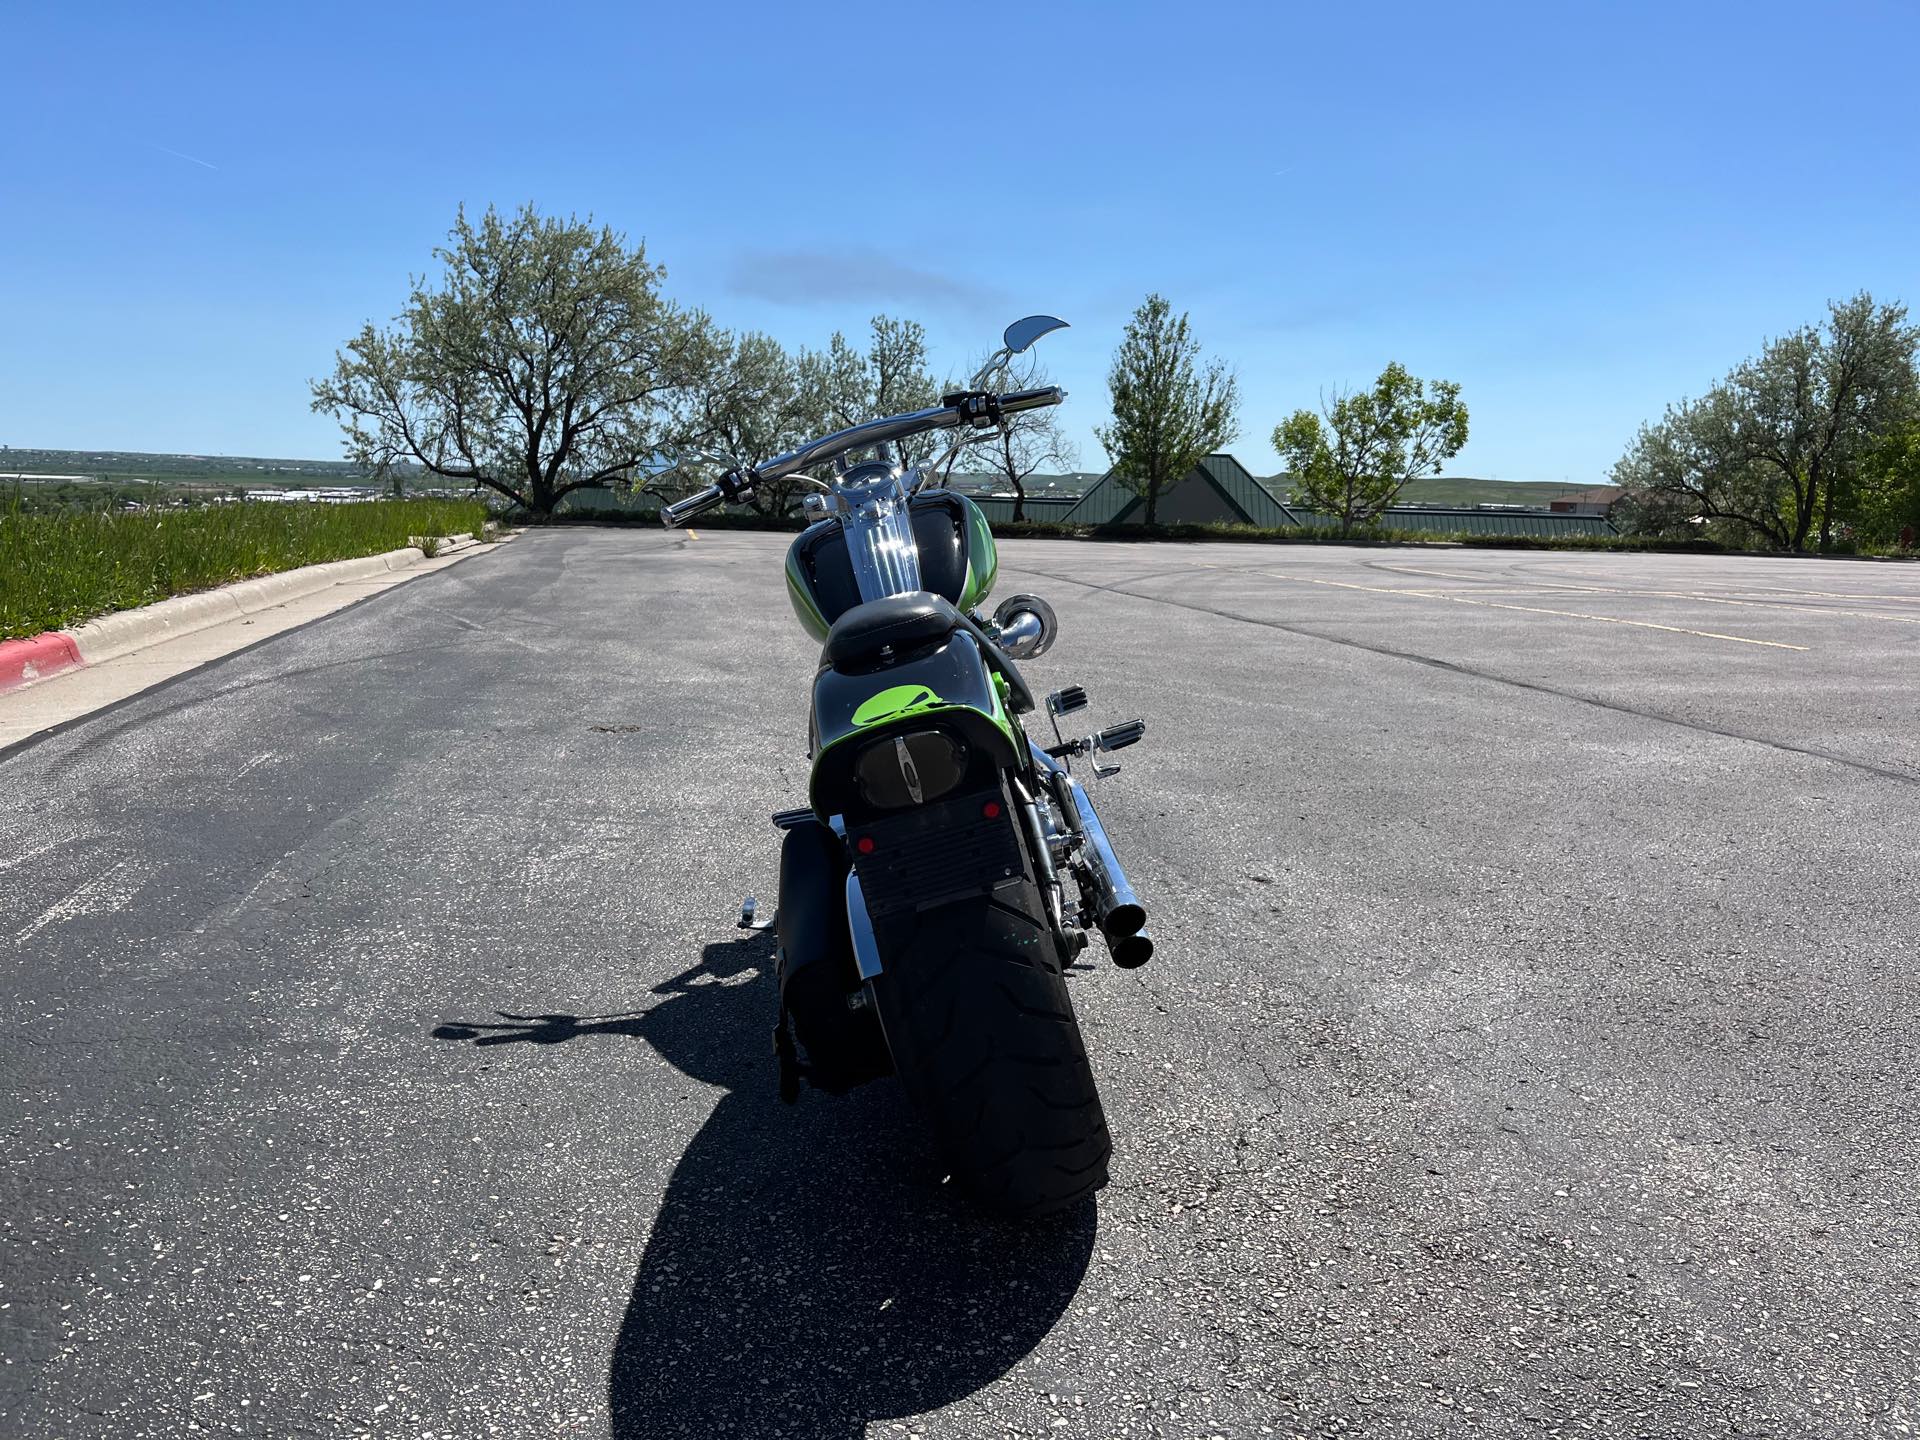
<box><xmin>435</xmin><ymin>933</ymin><xmax>1097</xmax><ymax>1439</ymax></box>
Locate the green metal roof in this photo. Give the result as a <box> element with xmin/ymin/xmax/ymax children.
<box><xmin>1055</xmin><ymin>471</ymin><xmax>1133</xmax><ymax>524</ymax></box>
<box><xmin>1060</xmin><ymin>454</ymin><xmax>1301</xmax><ymax>526</ymax></box>
<box><xmin>1198</xmin><ymin>454</ymin><xmax>1301</xmax><ymax>527</ymax></box>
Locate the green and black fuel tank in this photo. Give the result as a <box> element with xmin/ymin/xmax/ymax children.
<box><xmin>784</xmin><ymin>491</ymin><xmax>999</xmax><ymax>643</ymax></box>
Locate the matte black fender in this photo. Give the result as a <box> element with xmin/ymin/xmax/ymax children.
<box><xmin>775</xmin><ymin>819</ymin><xmax>890</xmax><ymax>1093</ymax></box>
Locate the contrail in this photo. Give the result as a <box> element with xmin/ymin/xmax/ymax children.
<box><xmin>148</xmin><ymin>143</ymin><xmax>218</xmax><ymax>170</ymax></box>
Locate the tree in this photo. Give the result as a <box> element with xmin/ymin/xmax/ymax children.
<box><xmin>683</xmin><ymin>331</ymin><xmax>815</xmax><ymax>517</ymax></box>
<box><xmin>1096</xmin><ymin>296</ymin><xmax>1239</xmax><ymax>525</ymax></box>
<box><xmin>947</xmin><ymin>357</ymin><xmax>1076</xmax><ymax>521</ymax></box>
<box><xmin>804</xmin><ymin>315</ymin><xmax>943</xmax><ymax>467</ymax></box>
<box><xmin>310</xmin><ymin>203</ymin><xmax>711</xmax><ymax>517</ymax></box>
<box><xmin>1611</xmin><ymin>387</ymin><xmax>1795</xmax><ymax>547</ymax></box>
<box><xmin>1612</xmin><ymin>293</ymin><xmax>1918</xmax><ymax>551</ymax></box>
<box><xmin>1854</xmin><ymin>417</ymin><xmax>1920</xmax><ymax>547</ymax></box>
<box><xmin>1273</xmin><ymin>363</ymin><xmax>1469</xmax><ymax>534</ymax></box>
<box><xmin>635</xmin><ymin>313</ymin><xmax>942</xmax><ymax>520</ymax></box>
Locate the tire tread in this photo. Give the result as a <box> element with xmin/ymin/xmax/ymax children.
<box><xmin>874</xmin><ymin>855</ymin><xmax>1111</xmax><ymax>1218</ymax></box>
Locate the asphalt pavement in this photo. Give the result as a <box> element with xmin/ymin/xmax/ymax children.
<box><xmin>3</xmin><ymin>528</ymin><xmax>1917</xmax><ymax>1438</ymax></box>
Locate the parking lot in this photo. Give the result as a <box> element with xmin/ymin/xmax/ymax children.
<box><xmin>3</xmin><ymin>530</ymin><xmax>1916</xmax><ymax>1437</ymax></box>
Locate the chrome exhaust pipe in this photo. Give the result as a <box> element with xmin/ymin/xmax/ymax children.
<box><xmin>1062</xmin><ymin>774</ymin><xmax>1147</xmax><ymax>939</ymax></box>
<box><xmin>1108</xmin><ymin>928</ymin><xmax>1153</xmax><ymax>969</ymax></box>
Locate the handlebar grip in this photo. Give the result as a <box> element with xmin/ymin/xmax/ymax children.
<box><xmin>661</xmin><ymin>485</ymin><xmax>724</xmax><ymax>528</ymax></box>
<box><xmin>995</xmin><ymin>386</ymin><xmax>1065</xmax><ymax>414</ymax></box>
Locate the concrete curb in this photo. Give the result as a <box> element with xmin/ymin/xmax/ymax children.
<box><xmin>1</xmin><ymin>534</ymin><xmax>484</xmax><ymax>693</ymax></box>
<box><xmin>66</xmin><ymin>546</ymin><xmax>430</xmax><ymax>665</ymax></box>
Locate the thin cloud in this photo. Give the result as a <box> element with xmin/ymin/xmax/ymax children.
<box><xmin>147</xmin><ymin>142</ymin><xmax>218</xmax><ymax>170</ymax></box>
<box><xmin>727</xmin><ymin>247</ymin><xmax>1006</xmax><ymax>314</ymax></box>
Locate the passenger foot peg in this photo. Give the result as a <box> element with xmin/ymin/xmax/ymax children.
<box><xmin>1044</xmin><ymin>717</ymin><xmax>1147</xmax><ymax>775</ymax></box>
<box><xmin>1047</xmin><ymin>685</ymin><xmax>1089</xmax><ymax>717</ymax></box>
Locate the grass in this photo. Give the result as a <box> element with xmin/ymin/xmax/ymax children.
<box><xmin>1</xmin><ymin>497</ymin><xmax>488</xmax><ymax>640</ymax></box>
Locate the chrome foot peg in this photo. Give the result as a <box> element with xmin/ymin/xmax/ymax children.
<box><xmin>739</xmin><ymin>896</ymin><xmax>776</xmax><ymax>931</ymax></box>
<box><xmin>1045</xmin><ymin>717</ymin><xmax>1147</xmax><ymax>776</ymax></box>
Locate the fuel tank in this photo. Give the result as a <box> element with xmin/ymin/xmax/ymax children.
<box><xmin>784</xmin><ymin>490</ymin><xmax>999</xmax><ymax>642</ymax></box>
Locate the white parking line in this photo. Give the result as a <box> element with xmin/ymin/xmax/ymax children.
<box><xmin>1367</xmin><ymin>563</ymin><xmax>1920</xmax><ymax>626</ymax></box>
<box><xmin>1197</xmin><ymin>565</ymin><xmax>1811</xmax><ymax>651</ymax></box>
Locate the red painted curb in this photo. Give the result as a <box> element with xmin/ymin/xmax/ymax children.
<box><xmin>0</xmin><ymin>632</ymin><xmax>85</xmax><ymax>693</ymax></box>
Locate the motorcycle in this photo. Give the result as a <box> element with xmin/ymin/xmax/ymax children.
<box><xmin>659</xmin><ymin>317</ymin><xmax>1151</xmax><ymax>1218</ymax></box>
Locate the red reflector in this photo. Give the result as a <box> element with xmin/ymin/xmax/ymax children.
<box><xmin>982</xmin><ymin>800</ymin><xmax>1002</xmax><ymax>819</ymax></box>
<box><xmin>856</xmin><ymin>835</ymin><xmax>876</xmax><ymax>855</ymax></box>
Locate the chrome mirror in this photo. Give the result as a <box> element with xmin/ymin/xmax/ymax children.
<box><xmin>1003</xmin><ymin>315</ymin><xmax>1068</xmax><ymax>354</ymax></box>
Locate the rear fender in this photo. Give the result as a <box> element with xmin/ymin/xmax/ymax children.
<box><xmin>808</xmin><ymin>631</ymin><xmax>1019</xmax><ymax>818</ymax></box>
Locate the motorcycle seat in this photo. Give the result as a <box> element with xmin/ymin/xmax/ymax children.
<box><xmin>823</xmin><ymin>592</ymin><xmax>963</xmax><ymax>670</ymax></box>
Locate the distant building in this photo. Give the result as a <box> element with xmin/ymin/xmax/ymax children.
<box><xmin>1548</xmin><ymin>486</ymin><xmax>1624</xmax><ymax>517</ymax></box>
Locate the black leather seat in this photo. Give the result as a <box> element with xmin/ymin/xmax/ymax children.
<box><xmin>823</xmin><ymin>592</ymin><xmax>962</xmax><ymax>670</ymax></box>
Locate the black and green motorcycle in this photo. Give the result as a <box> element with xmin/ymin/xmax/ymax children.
<box><xmin>660</xmin><ymin>317</ymin><xmax>1149</xmax><ymax>1218</ymax></box>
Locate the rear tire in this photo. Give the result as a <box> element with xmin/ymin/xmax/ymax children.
<box><xmin>870</xmin><ymin>847</ymin><xmax>1110</xmax><ymax>1218</ymax></box>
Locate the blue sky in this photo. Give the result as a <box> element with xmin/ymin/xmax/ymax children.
<box><xmin>3</xmin><ymin>0</ymin><xmax>1916</xmax><ymax>482</ymax></box>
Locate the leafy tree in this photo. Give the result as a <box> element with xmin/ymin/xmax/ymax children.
<box><xmin>682</xmin><ymin>331</ymin><xmax>815</xmax><ymax>517</ymax></box>
<box><xmin>1608</xmin><ymin>392</ymin><xmax>1766</xmax><ymax>544</ymax></box>
<box><xmin>1853</xmin><ymin>418</ymin><xmax>1920</xmax><ymax>546</ymax></box>
<box><xmin>1273</xmin><ymin>363</ymin><xmax>1469</xmax><ymax>534</ymax></box>
<box><xmin>1096</xmin><ymin>296</ymin><xmax>1239</xmax><ymax>525</ymax></box>
<box><xmin>805</xmin><ymin>315</ymin><xmax>943</xmax><ymax>467</ymax></box>
<box><xmin>1613</xmin><ymin>293</ymin><xmax>1918</xmax><ymax>550</ymax></box>
<box><xmin>310</xmin><ymin>203</ymin><xmax>711</xmax><ymax>516</ymax></box>
<box><xmin>639</xmin><ymin>314</ymin><xmax>943</xmax><ymax>518</ymax></box>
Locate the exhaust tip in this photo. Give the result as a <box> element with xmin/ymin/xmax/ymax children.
<box><xmin>1102</xmin><ymin>902</ymin><xmax>1147</xmax><ymax>939</ymax></box>
<box><xmin>1109</xmin><ymin>929</ymin><xmax>1154</xmax><ymax>969</ymax></box>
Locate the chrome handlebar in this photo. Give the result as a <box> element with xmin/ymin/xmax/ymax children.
<box><xmin>658</xmin><ymin>387</ymin><xmax>1063</xmax><ymax>527</ymax></box>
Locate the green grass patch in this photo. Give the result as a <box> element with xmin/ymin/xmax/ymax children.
<box><xmin>1</xmin><ymin>497</ymin><xmax>487</xmax><ymax>640</ymax></box>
